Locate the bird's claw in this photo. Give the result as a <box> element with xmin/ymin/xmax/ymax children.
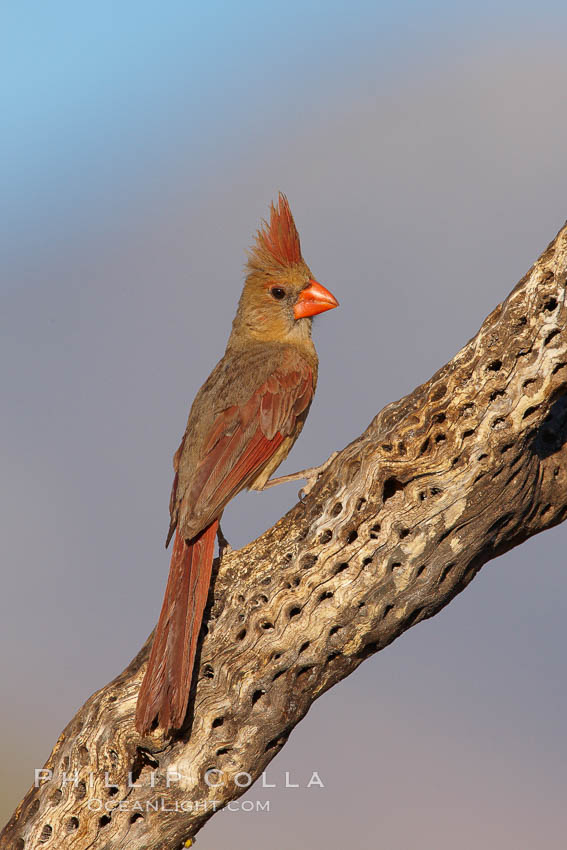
<box><xmin>298</xmin><ymin>451</ymin><xmax>340</xmax><ymax>499</ymax></box>
<box><xmin>217</xmin><ymin>524</ymin><xmax>233</xmax><ymax>559</ymax></box>
<box><xmin>262</xmin><ymin>451</ymin><xmax>339</xmax><ymax>496</ymax></box>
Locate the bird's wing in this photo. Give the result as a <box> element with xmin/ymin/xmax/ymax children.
<box><xmin>174</xmin><ymin>356</ymin><xmax>313</xmax><ymax>541</ymax></box>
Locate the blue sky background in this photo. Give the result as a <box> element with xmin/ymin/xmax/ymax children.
<box><xmin>2</xmin><ymin>2</ymin><xmax>567</xmax><ymax>847</ymax></box>
<box><xmin>4</xmin><ymin>0</ymin><xmax>565</xmax><ymax>251</ymax></box>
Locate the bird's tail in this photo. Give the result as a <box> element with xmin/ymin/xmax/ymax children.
<box><xmin>135</xmin><ymin>520</ymin><xmax>218</xmax><ymax>735</ymax></box>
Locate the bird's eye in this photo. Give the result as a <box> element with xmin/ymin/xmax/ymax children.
<box><xmin>270</xmin><ymin>287</ymin><xmax>286</xmax><ymax>300</ymax></box>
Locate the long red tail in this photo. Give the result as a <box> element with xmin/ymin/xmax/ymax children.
<box><xmin>135</xmin><ymin>520</ymin><xmax>218</xmax><ymax>735</ymax></box>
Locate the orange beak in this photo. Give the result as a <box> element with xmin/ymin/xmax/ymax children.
<box><xmin>294</xmin><ymin>279</ymin><xmax>339</xmax><ymax>320</ymax></box>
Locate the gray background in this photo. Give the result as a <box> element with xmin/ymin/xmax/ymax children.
<box><xmin>2</xmin><ymin>3</ymin><xmax>567</xmax><ymax>846</ymax></box>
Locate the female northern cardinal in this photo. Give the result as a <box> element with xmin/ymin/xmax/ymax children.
<box><xmin>135</xmin><ymin>194</ymin><xmax>338</xmax><ymax>735</ymax></box>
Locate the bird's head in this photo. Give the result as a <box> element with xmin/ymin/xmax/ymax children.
<box><xmin>233</xmin><ymin>193</ymin><xmax>338</xmax><ymax>343</ymax></box>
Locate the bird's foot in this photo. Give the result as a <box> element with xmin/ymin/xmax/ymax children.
<box><xmin>263</xmin><ymin>451</ymin><xmax>339</xmax><ymax>499</ymax></box>
<box><xmin>297</xmin><ymin>451</ymin><xmax>339</xmax><ymax>498</ymax></box>
<box><xmin>217</xmin><ymin>523</ymin><xmax>232</xmax><ymax>559</ymax></box>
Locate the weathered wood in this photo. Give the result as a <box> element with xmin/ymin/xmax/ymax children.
<box><xmin>2</xmin><ymin>222</ymin><xmax>567</xmax><ymax>849</ymax></box>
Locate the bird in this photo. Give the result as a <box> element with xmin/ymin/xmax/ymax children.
<box><xmin>135</xmin><ymin>193</ymin><xmax>339</xmax><ymax>735</ymax></box>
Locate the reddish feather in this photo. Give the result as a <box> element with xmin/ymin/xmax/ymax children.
<box><xmin>252</xmin><ymin>192</ymin><xmax>302</xmax><ymax>267</ymax></box>
<box><xmin>136</xmin><ymin>360</ymin><xmax>314</xmax><ymax>735</ymax></box>
<box><xmin>214</xmin><ymin>429</ymin><xmax>285</xmax><ymax>501</ymax></box>
<box><xmin>168</xmin><ymin>433</ymin><xmax>187</xmax><ymax>523</ymax></box>
<box><xmin>135</xmin><ymin>521</ymin><xmax>218</xmax><ymax>734</ymax></box>
<box><xmin>183</xmin><ymin>361</ymin><xmax>313</xmax><ymax>532</ymax></box>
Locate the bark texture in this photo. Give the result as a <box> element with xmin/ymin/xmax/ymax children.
<box><xmin>2</xmin><ymin>223</ymin><xmax>567</xmax><ymax>850</ymax></box>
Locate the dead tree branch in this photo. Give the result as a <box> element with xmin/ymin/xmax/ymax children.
<box><xmin>3</xmin><ymin>222</ymin><xmax>567</xmax><ymax>850</ymax></box>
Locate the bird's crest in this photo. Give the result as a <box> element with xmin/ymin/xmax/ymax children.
<box><xmin>248</xmin><ymin>193</ymin><xmax>303</xmax><ymax>272</ymax></box>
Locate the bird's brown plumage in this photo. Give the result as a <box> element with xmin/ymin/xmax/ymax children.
<box><xmin>135</xmin><ymin>194</ymin><xmax>338</xmax><ymax>735</ymax></box>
